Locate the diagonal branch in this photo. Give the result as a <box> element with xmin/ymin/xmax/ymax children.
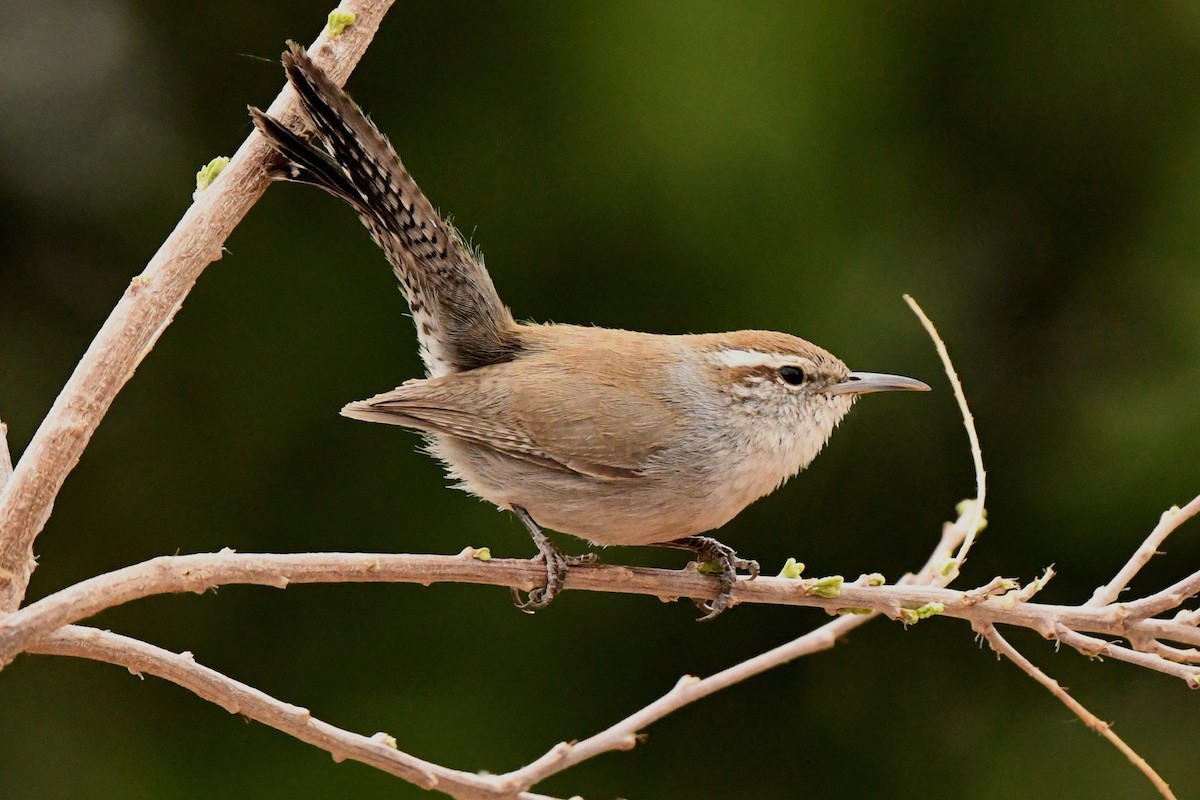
<box><xmin>1120</xmin><ymin>555</ymin><xmax>1200</xmax><ymax>622</ymax></box>
<box><xmin>28</xmin><ymin>625</ymin><xmax>557</xmax><ymax>800</ymax></box>
<box><xmin>1089</xmin><ymin>495</ymin><xmax>1200</xmax><ymax>607</ymax></box>
<box><xmin>501</xmin><ymin>497</ymin><xmax>986</xmax><ymax>791</ymax></box>
<box><xmin>975</xmin><ymin>622</ymin><xmax>1176</xmax><ymax>800</ymax></box>
<box><xmin>0</xmin><ymin>0</ymin><xmax>395</xmax><ymax>612</ymax></box>
<box><xmin>496</xmin><ymin>613</ymin><xmax>874</xmax><ymax>788</ymax></box>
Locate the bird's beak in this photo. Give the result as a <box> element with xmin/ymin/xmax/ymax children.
<box><xmin>829</xmin><ymin>371</ymin><xmax>931</xmax><ymax>396</ymax></box>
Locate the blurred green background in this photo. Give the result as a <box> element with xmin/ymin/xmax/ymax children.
<box><xmin>3</xmin><ymin>1</ymin><xmax>1200</xmax><ymax>797</ymax></box>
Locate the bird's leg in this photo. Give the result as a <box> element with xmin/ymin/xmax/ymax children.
<box><xmin>510</xmin><ymin>505</ymin><xmax>595</xmax><ymax>613</ymax></box>
<box><xmin>667</xmin><ymin>535</ymin><xmax>760</xmax><ymax>621</ymax></box>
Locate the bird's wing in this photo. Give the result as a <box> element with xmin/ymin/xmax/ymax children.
<box><xmin>341</xmin><ymin>359</ymin><xmax>679</xmax><ymax>480</ymax></box>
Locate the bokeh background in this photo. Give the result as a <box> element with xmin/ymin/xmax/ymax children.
<box><xmin>3</xmin><ymin>1</ymin><xmax>1200</xmax><ymax>797</ymax></box>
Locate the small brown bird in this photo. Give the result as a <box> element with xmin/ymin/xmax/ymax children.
<box><xmin>251</xmin><ymin>43</ymin><xmax>929</xmax><ymax>619</ymax></box>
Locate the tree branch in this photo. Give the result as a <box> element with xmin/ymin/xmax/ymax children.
<box><xmin>0</xmin><ymin>0</ymin><xmax>395</xmax><ymax>612</ymax></box>
<box><xmin>904</xmin><ymin>295</ymin><xmax>986</xmax><ymax>576</ymax></box>
<box><xmin>20</xmin><ymin>465</ymin><xmax>979</xmax><ymax>800</ymax></box>
<box><xmin>1122</xmin><ymin>562</ymin><xmax>1200</xmax><ymax>623</ymax></box>
<box><xmin>976</xmin><ymin>622</ymin><xmax>1176</xmax><ymax>800</ymax></box>
<box><xmin>27</xmin><ymin>625</ymin><xmax>558</xmax><ymax>800</ymax></box>
<box><xmin>4</xmin><ymin>548</ymin><xmax>1200</xmax><ymax>672</ymax></box>
<box><xmin>1089</xmin><ymin>495</ymin><xmax>1200</xmax><ymax>607</ymax></box>
<box><xmin>496</xmin><ymin>613</ymin><xmax>873</xmax><ymax>787</ymax></box>
<box><xmin>1053</xmin><ymin>625</ymin><xmax>1200</xmax><ymax>687</ymax></box>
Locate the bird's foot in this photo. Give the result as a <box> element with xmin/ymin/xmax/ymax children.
<box><xmin>671</xmin><ymin>535</ymin><xmax>760</xmax><ymax>621</ymax></box>
<box><xmin>510</xmin><ymin>506</ymin><xmax>595</xmax><ymax>613</ymax></box>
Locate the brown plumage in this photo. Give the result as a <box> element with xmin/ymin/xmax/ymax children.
<box><xmin>250</xmin><ymin>44</ymin><xmax>929</xmax><ymax>618</ymax></box>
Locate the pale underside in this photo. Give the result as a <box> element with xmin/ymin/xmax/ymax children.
<box><xmin>343</xmin><ymin>326</ymin><xmax>854</xmax><ymax>546</ymax></box>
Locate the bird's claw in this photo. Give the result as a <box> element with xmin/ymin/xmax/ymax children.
<box><xmin>677</xmin><ymin>537</ymin><xmax>759</xmax><ymax>621</ymax></box>
<box><xmin>510</xmin><ymin>506</ymin><xmax>597</xmax><ymax>613</ymax></box>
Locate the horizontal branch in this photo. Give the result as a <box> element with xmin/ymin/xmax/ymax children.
<box><xmin>4</xmin><ymin>548</ymin><xmax>1199</xmax><ymax>674</ymax></box>
<box><xmin>1053</xmin><ymin>626</ymin><xmax>1200</xmax><ymax>686</ymax></box>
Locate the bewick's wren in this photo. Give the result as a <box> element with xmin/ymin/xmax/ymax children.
<box><xmin>251</xmin><ymin>43</ymin><xmax>929</xmax><ymax>619</ymax></box>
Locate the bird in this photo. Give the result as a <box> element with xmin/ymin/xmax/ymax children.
<box><xmin>249</xmin><ymin>42</ymin><xmax>930</xmax><ymax>620</ymax></box>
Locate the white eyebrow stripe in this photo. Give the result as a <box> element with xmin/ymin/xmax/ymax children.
<box><xmin>714</xmin><ymin>349</ymin><xmax>796</xmax><ymax>369</ymax></box>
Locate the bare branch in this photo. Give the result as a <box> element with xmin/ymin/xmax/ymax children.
<box><xmin>8</xmin><ymin>548</ymin><xmax>1200</xmax><ymax>670</ymax></box>
<box><xmin>904</xmin><ymin>294</ymin><xmax>987</xmax><ymax>576</ymax></box>
<box><xmin>1135</xmin><ymin>639</ymin><xmax>1200</xmax><ymax>665</ymax></box>
<box><xmin>498</xmin><ymin>613</ymin><xmax>872</xmax><ymax>786</ymax></box>
<box><xmin>976</xmin><ymin>623</ymin><xmax>1176</xmax><ymax>800</ymax></box>
<box><xmin>1089</xmin><ymin>495</ymin><xmax>1200</xmax><ymax>607</ymax></box>
<box><xmin>0</xmin><ymin>0</ymin><xmax>395</xmax><ymax>612</ymax></box>
<box><xmin>28</xmin><ymin>626</ymin><xmax>558</xmax><ymax>800</ymax></box>
<box><xmin>1053</xmin><ymin>625</ymin><xmax>1200</xmax><ymax>688</ymax></box>
<box><xmin>1123</xmin><ymin>571</ymin><xmax>1200</xmax><ymax>623</ymax></box>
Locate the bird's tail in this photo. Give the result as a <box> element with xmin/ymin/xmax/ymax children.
<box><xmin>250</xmin><ymin>42</ymin><xmax>520</xmax><ymax>376</ymax></box>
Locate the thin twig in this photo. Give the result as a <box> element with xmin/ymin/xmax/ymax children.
<box><xmin>1122</xmin><ymin>566</ymin><xmax>1200</xmax><ymax>622</ymax></box>
<box><xmin>976</xmin><ymin>623</ymin><xmax>1176</xmax><ymax>800</ymax></box>
<box><xmin>1089</xmin><ymin>495</ymin><xmax>1200</xmax><ymax>607</ymax></box>
<box><xmin>27</xmin><ymin>626</ymin><xmax>557</xmax><ymax>800</ymax></box>
<box><xmin>1053</xmin><ymin>626</ymin><xmax>1200</xmax><ymax>688</ymax></box>
<box><xmin>904</xmin><ymin>295</ymin><xmax>987</xmax><ymax>575</ymax></box>
<box><xmin>1134</xmin><ymin>639</ymin><xmax>1200</xmax><ymax>665</ymax></box>
<box><xmin>904</xmin><ymin>301</ymin><xmax>1173</xmax><ymax>800</ymax></box>
<box><xmin>0</xmin><ymin>0</ymin><xmax>395</xmax><ymax>612</ymax></box>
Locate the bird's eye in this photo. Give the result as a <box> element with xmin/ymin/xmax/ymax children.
<box><xmin>779</xmin><ymin>365</ymin><xmax>805</xmax><ymax>385</ymax></box>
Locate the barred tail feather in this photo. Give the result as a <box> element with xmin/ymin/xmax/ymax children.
<box><xmin>249</xmin><ymin>106</ymin><xmax>356</xmax><ymax>197</ymax></box>
<box><xmin>251</xmin><ymin>42</ymin><xmax>520</xmax><ymax>376</ymax></box>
